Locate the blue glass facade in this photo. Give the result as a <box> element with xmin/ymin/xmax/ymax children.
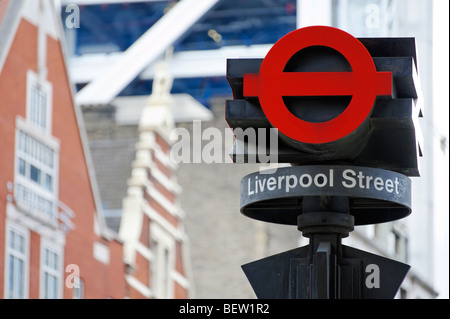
<box><xmin>65</xmin><ymin>0</ymin><xmax>297</xmax><ymax>106</ymax></box>
<box><xmin>174</xmin><ymin>0</ymin><xmax>296</xmax><ymax>51</ymax></box>
<box><xmin>113</xmin><ymin>76</ymin><xmax>231</xmax><ymax>107</ymax></box>
<box><xmin>73</xmin><ymin>1</ymin><xmax>169</xmax><ymax>54</ymax></box>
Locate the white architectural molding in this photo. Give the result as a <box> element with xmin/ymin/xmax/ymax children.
<box><xmin>142</xmin><ymin>201</ymin><xmax>186</xmax><ymax>241</ymax></box>
<box><xmin>69</xmin><ymin>44</ymin><xmax>272</xmax><ymax>84</ymax></box>
<box><xmin>93</xmin><ymin>241</ymin><xmax>110</xmax><ymax>265</ymax></box>
<box><xmin>75</xmin><ymin>0</ymin><xmax>219</xmax><ymax>105</ymax></box>
<box><xmin>171</xmin><ymin>270</ymin><xmax>190</xmax><ymax>289</ymax></box>
<box><xmin>119</xmin><ymin>188</ymin><xmax>144</xmax><ymax>265</ymax></box>
<box><xmin>125</xmin><ymin>275</ymin><xmax>152</xmax><ymax>298</ymax></box>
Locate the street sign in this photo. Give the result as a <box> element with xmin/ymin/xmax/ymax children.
<box><xmin>240</xmin><ymin>165</ymin><xmax>411</xmax><ymax>225</ymax></box>
<box><xmin>225</xmin><ymin>26</ymin><xmax>421</xmax><ymax>299</ymax></box>
<box><xmin>226</xmin><ymin>28</ymin><xmax>423</xmax><ymax>176</ymax></box>
<box><xmin>243</xmin><ymin>26</ymin><xmax>392</xmax><ymax>144</ymax></box>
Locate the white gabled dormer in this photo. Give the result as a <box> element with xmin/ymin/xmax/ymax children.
<box><xmin>120</xmin><ymin>60</ymin><xmax>191</xmax><ymax>298</ymax></box>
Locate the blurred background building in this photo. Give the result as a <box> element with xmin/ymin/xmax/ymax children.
<box><xmin>1</xmin><ymin>0</ymin><xmax>447</xmax><ymax>298</ymax></box>
<box><xmin>0</xmin><ymin>0</ymin><xmax>128</xmax><ymax>299</ymax></box>
<box><xmin>0</xmin><ymin>0</ymin><xmax>192</xmax><ymax>299</ymax></box>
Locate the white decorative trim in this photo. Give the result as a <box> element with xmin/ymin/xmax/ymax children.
<box><xmin>14</xmin><ymin>115</ymin><xmax>65</xmax><ymax>233</ymax></box>
<box><xmin>93</xmin><ymin>241</ymin><xmax>110</xmax><ymax>265</ymax></box>
<box><xmin>147</xmin><ymin>186</ymin><xmax>180</xmax><ymax>218</ymax></box>
<box><xmin>131</xmin><ymin>138</ymin><xmax>180</xmax><ymax>195</ymax></box>
<box><xmin>135</xmin><ymin>131</ymin><xmax>156</xmax><ymax>151</ymax></box>
<box><xmin>150</xmin><ymin>222</ymin><xmax>175</xmax><ymax>299</ymax></box>
<box><xmin>133</xmin><ymin>149</ymin><xmax>152</xmax><ymax>170</ymax></box>
<box><xmin>171</xmin><ymin>271</ymin><xmax>190</xmax><ymax>289</ymax></box>
<box><xmin>126</xmin><ymin>170</ymin><xmax>182</xmax><ymax>220</ymax></box>
<box><xmin>6</xmin><ymin>202</ymin><xmax>66</xmax><ymax>246</ymax></box>
<box><xmin>153</xmin><ymin>143</ymin><xmax>177</xmax><ymax>170</ymax></box>
<box><xmin>16</xmin><ymin>115</ymin><xmax>60</xmax><ymax>151</ymax></box>
<box><xmin>0</xmin><ymin>0</ymin><xmax>24</xmax><ymax>73</ymax></box>
<box><xmin>128</xmin><ymin>167</ymin><xmax>150</xmax><ymax>188</ymax></box>
<box><xmin>134</xmin><ymin>130</ymin><xmax>177</xmax><ymax>171</ymax></box>
<box><xmin>0</xmin><ymin>0</ymin><xmax>24</xmax><ymax>74</ymax></box>
<box><xmin>152</xmin><ymin>125</ymin><xmax>173</xmax><ymax>147</ymax></box>
<box><xmin>149</xmin><ymin>163</ymin><xmax>182</xmax><ymax>195</ymax></box>
<box><xmin>39</xmin><ymin>237</ymin><xmax>64</xmax><ymax>299</ymax></box>
<box><xmin>142</xmin><ymin>201</ymin><xmax>186</xmax><ymax>242</ymax></box>
<box><xmin>180</xmin><ymin>236</ymin><xmax>195</xmax><ymax>298</ymax></box>
<box><xmin>26</xmin><ymin>70</ymin><xmax>53</xmax><ymax>135</ymax></box>
<box><xmin>3</xmin><ymin>220</ymin><xmax>30</xmax><ymax>299</ymax></box>
<box><xmin>22</xmin><ymin>0</ymin><xmax>59</xmax><ymax>40</ymax></box>
<box><xmin>125</xmin><ymin>275</ymin><xmax>152</xmax><ymax>298</ymax></box>
<box><xmin>119</xmin><ymin>189</ymin><xmax>144</xmax><ymax>265</ymax></box>
<box><xmin>139</xmin><ymin>104</ymin><xmax>174</xmax><ymax>143</ymax></box>
<box><xmin>135</xmin><ymin>241</ymin><xmax>152</xmax><ymax>261</ymax></box>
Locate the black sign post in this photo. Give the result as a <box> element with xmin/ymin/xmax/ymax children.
<box><xmin>241</xmin><ymin>192</ymin><xmax>410</xmax><ymax>299</ymax></box>
<box><xmin>226</xmin><ymin>26</ymin><xmax>422</xmax><ymax>299</ymax></box>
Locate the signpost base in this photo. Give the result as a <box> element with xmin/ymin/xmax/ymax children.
<box><xmin>242</xmin><ymin>196</ymin><xmax>410</xmax><ymax>299</ymax></box>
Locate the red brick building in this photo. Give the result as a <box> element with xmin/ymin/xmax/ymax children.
<box><xmin>0</xmin><ymin>1</ymin><xmax>126</xmax><ymax>298</ymax></box>
<box><xmin>0</xmin><ymin>0</ymin><xmax>127</xmax><ymax>299</ymax></box>
<box><xmin>0</xmin><ymin>0</ymin><xmax>191</xmax><ymax>299</ymax></box>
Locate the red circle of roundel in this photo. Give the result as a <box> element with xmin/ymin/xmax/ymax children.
<box><xmin>243</xmin><ymin>26</ymin><xmax>392</xmax><ymax>144</ymax></box>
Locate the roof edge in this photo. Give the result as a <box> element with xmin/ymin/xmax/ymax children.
<box><xmin>0</xmin><ymin>0</ymin><xmax>25</xmax><ymax>73</ymax></box>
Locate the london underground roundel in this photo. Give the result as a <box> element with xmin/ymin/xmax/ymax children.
<box><xmin>243</xmin><ymin>26</ymin><xmax>392</xmax><ymax>144</ymax></box>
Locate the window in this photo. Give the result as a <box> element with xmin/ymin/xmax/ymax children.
<box><xmin>30</xmin><ymin>83</ymin><xmax>47</xmax><ymax>130</ymax></box>
<box><xmin>4</xmin><ymin>223</ymin><xmax>29</xmax><ymax>299</ymax></box>
<box><xmin>14</xmin><ymin>120</ymin><xmax>59</xmax><ymax>221</ymax></box>
<box><xmin>17</xmin><ymin>129</ymin><xmax>55</xmax><ymax>169</ymax></box>
<box><xmin>40</xmin><ymin>242</ymin><xmax>63</xmax><ymax>299</ymax></box>
<box><xmin>27</xmin><ymin>71</ymin><xmax>52</xmax><ymax>133</ymax></box>
<box><xmin>72</xmin><ymin>277</ymin><xmax>84</xmax><ymax>299</ymax></box>
<box><xmin>15</xmin><ymin>71</ymin><xmax>59</xmax><ymax>225</ymax></box>
<box><xmin>150</xmin><ymin>223</ymin><xmax>174</xmax><ymax>299</ymax></box>
<box><xmin>18</xmin><ymin>158</ymin><xmax>26</xmax><ymax>176</ymax></box>
<box><xmin>30</xmin><ymin>164</ymin><xmax>41</xmax><ymax>184</ymax></box>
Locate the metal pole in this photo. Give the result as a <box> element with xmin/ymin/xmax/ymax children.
<box><xmin>298</xmin><ymin>196</ymin><xmax>354</xmax><ymax>299</ymax></box>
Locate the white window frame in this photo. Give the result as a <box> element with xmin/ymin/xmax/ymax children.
<box><xmin>72</xmin><ymin>276</ymin><xmax>84</xmax><ymax>299</ymax></box>
<box><xmin>14</xmin><ymin>117</ymin><xmax>60</xmax><ymax>223</ymax></box>
<box><xmin>150</xmin><ymin>222</ymin><xmax>175</xmax><ymax>299</ymax></box>
<box><xmin>40</xmin><ymin>239</ymin><xmax>64</xmax><ymax>299</ymax></box>
<box><xmin>4</xmin><ymin>222</ymin><xmax>30</xmax><ymax>299</ymax></box>
<box><xmin>26</xmin><ymin>70</ymin><xmax>52</xmax><ymax>134</ymax></box>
